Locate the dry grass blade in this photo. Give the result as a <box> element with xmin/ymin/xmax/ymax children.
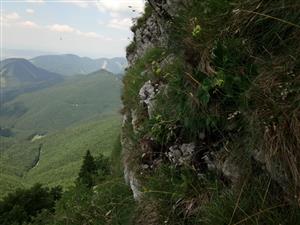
<box><xmin>228</xmin><ymin>181</ymin><xmax>247</xmax><ymax>225</ymax></box>
<box><xmin>231</xmin><ymin>203</ymin><xmax>288</xmax><ymax>225</ymax></box>
<box><xmin>239</xmin><ymin>9</ymin><xmax>300</xmax><ymax>29</ymax></box>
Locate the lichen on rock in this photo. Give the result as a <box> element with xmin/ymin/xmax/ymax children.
<box><xmin>167</xmin><ymin>143</ymin><xmax>195</xmax><ymax>166</ymax></box>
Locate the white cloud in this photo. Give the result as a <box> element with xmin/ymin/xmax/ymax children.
<box><xmin>20</xmin><ymin>20</ymin><xmax>39</xmax><ymax>28</ymax></box>
<box><xmin>48</xmin><ymin>24</ymin><xmax>75</xmax><ymax>33</ymax></box>
<box><xmin>26</xmin><ymin>9</ymin><xmax>35</xmax><ymax>14</ymax></box>
<box><xmin>65</xmin><ymin>0</ymin><xmax>145</xmax><ymax>15</ymax></box>
<box><xmin>107</xmin><ymin>18</ymin><xmax>132</xmax><ymax>30</ymax></box>
<box><xmin>109</xmin><ymin>12</ymin><xmax>121</xmax><ymax>18</ymax></box>
<box><xmin>5</xmin><ymin>12</ymin><xmax>20</xmax><ymax>20</ymax></box>
<box><xmin>75</xmin><ymin>30</ymin><xmax>98</xmax><ymax>38</ymax></box>
<box><xmin>68</xmin><ymin>1</ymin><xmax>89</xmax><ymax>8</ymax></box>
<box><xmin>98</xmin><ymin>20</ymin><xmax>105</xmax><ymax>25</ymax></box>
<box><xmin>1</xmin><ymin>12</ymin><xmax>20</xmax><ymax>27</ymax></box>
<box><xmin>48</xmin><ymin>23</ymin><xmax>110</xmax><ymax>40</ymax></box>
<box><xmin>95</xmin><ymin>0</ymin><xmax>144</xmax><ymax>13</ymax></box>
<box><xmin>82</xmin><ymin>32</ymin><xmax>99</xmax><ymax>38</ymax></box>
<box><xmin>25</xmin><ymin>0</ymin><xmax>45</xmax><ymax>3</ymax></box>
<box><xmin>76</xmin><ymin>30</ymin><xmax>111</xmax><ymax>40</ymax></box>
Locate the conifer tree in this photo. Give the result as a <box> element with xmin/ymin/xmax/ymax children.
<box><xmin>77</xmin><ymin>150</ymin><xmax>97</xmax><ymax>188</ymax></box>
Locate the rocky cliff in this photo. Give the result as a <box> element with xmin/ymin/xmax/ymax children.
<box><xmin>121</xmin><ymin>0</ymin><xmax>300</xmax><ymax>224</ymax></box>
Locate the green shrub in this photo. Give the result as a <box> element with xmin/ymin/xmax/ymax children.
<box><xmin>0</xmin><ymin>184</ymin><xmax>62</xmax><ymax>225</ymax></box>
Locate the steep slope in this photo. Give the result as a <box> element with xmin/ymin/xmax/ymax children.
<box><xmin>30</xmin><ymin>54</ymin><xmax>127</xmax><ymax>76</ymax></box>
<box><xmin>121</xmin><ymin>0</ymin><xmax>300</xmax><ymax>224</ymax></box>
<box><xmin>0</xmin><ymin>58</ymin><xmax>63</xmax><ymax>103</ymax></box>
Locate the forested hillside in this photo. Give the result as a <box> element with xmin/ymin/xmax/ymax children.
<box><xmin>1</xmin><ymin>0</ymin><xmax>299</xmax><ymax>225</ymax></box>
<box><xmin>0</xmin><ymin>70</ymin><xmax>121</xmax><ymax>198</ymax></box>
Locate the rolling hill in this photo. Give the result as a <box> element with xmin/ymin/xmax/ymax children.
<box><xmin>0</xmin><ymin>69</ymin><xmax>122</xmax><ymax>197</ymax></box>
<box><xmin>0</xmin><ymin>69</ymin><xmax>121</xmax><ymax>137</ymax></box>
<box><xmin>30</xmin><ymin>54</ymin><xmax>127</xmax><ymax>76</ymax></box>
<box><xmin>0</xmin><ymin>58</ymin><xmax>63</xmax><ymax>103</ymax></box>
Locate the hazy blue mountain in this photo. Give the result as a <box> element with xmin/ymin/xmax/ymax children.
<box><xmin>30</xmin><ymin>54</ymin><xmax>127</xmax><ymax>76</ymax></box>
<box><xmin>0</xmin><ymin>58</ymin><xmax>63</xmax><ymax>103</ymax></box>
<box><xmin>0</xmin><ymin>48</ymin><xmax>58</xmax><ymax>60</ymax></box>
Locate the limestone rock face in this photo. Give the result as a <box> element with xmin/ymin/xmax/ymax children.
<box><xmin>124</xmin><ymin>165</ymin><xmax>142</xmax><ymax>201</ymax></box>
<box><xmin>167</xmin><ymin>143</ymin><xmax>196</xmax><ymax>166</ymax></box>
<box><xmin>221</xmin><ymin>158</ymin><xmax>241</xmax><ymax>184</ymax></box>
<box><xmin>203</xmin><ymin>151</ymin><xmax>241</xmax><ymax>185</ymax></box>
<box><xmin>126</xmin><ymin>0</ymin><xmax>190</xmax><ymax>65</ymax></box>
<box><xmin>127</xmin><ymin>14</ymin><xmax>167</xmax><ymax>65</ymax></box>
<box><xmin>139</xmin><ymin>80</ymin><xmax>162</xmax><ymax>118</ymax></box>
<box><xmin>131</xmin><ymin>109</ymin><xmax>139</xmax><ymax>133</ymax></box>
<box><xmin>123</xmin><ymin>0</ymin><xmax>194</xmax><ymax>200</ymax></box>
<box><xmin>139</xmin><ymin>81</ymin><xmax>156</xmax><ymax>107</ymax></box>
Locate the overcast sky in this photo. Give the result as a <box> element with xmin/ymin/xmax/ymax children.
<box><xmin>1</xmin><ymin>0</ymin><xmax>145</xmax><ymax>58</ymax></box>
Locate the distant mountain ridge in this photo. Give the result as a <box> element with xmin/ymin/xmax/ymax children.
<box><xmin>30</xmin><ymin>54</ymin><xmax>127</xmax><ymax>76</ymax></box>
<box><xmin>0</xmin><ymin>69</ymin><xmax>121</xmax><ymax>133</ymax></box>
<box><xmin>0</xmin><ymin>58</ymin><xmax>63</xmax><ymax>103</ymax></box>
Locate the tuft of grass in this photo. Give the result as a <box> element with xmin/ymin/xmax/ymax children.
<box><xmin>122</xmin><ymin>47</ymin><xmax>165</xmax><ymax>110</ymax></box>
<box><xmin>201</xmin><ymin>175</ymin><xmax>300</xmax><ymax>225</ymax></box>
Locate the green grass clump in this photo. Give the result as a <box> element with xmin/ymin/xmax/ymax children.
<box><xmin>139</xmin><ymin>165</ymin><xmax>209</xmax><ymax>225</ymax></box>
<box><xmin>135</xmin><ymin>164</ymin><xmax>300</xmax><ymax>225</ymax></box>
<box><xmin>122</xmin><ymin>47</ymin><xmax>165</xmax><ymax>109</ymax></box>
<box><xmin>201</xmin><ymin>175</ymin><xmax>300</xmax><ymax>225</ymax></box>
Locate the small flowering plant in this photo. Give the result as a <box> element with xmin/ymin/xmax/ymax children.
<box><xmin>190</xmin><ymin>17</ymin><xmax>202</xmax><ymax>38</ymax></box>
